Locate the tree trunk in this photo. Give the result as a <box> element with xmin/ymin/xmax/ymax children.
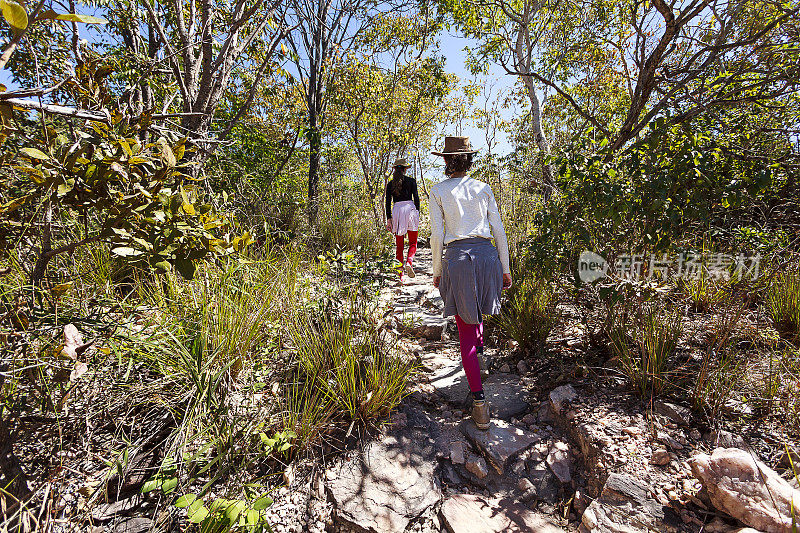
<box><xmin>521</xmin><ymin>75</ymin><xmax>556</xmax><ymax>200</ymax></box>
<box><xmin>31</xmin><ymin>198</ymin><xmax>53</xmax><ymax>286</ymax></box>
<box><xmin>307</xmin><ymin>118</ymin><xmax>321</xmax><ymax>227</ymax></box>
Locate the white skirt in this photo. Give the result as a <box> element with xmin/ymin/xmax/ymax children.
<box><xmin>391</xmin><ymin>200</ymin><xmax>419</xmax><ymax>236</ymax></box>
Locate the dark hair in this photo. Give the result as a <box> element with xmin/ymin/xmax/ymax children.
<box><xmin>444</xmin><ymin>154</ymin><xmax>474</xmax><ymax>176</ymax></box>
<box><xmin>390</xmin><ymin>166</ymin><xmax>407</xmax><ymax>196</ymax></box>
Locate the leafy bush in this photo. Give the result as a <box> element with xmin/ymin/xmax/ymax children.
<box><xmin>494</xmin><ymin>275</ymin><xmax>558</xmax><ymax>354</ymax></box>
<box><xmin>609</xmin><ymin>304</ymin><xmax>683</xmax><ymax>397</ymax></box>
<box><xmin>766</xmin><ymin>271</ymin><xmax>800</xmax><ymax>345</ymax></box>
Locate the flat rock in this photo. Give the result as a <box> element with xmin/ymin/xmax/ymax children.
<box><xmin>703</xmin><ymin>430</ymin><xmax>752</xmax><ymax>452</ymax></box>
<box><xmin>690</xmin><ymin>447</ymin><xmax>800</xmax><ymax>533</ymax></box>
<box><xmin>549</xmin><ymin>384</ymin><xmax>577</xmax><ymax>413</ymax></box>
<box><xmin>395</xmin><ymin>305</ymin><xmax>448</xmax><ymax>341</ymax></box>
<box><xmin>326</xmin><ymin>419</ymin><xmax>441</xmax><ymax>532</ymax></box>
<box><xmin>465</xmin><ymin>455</ymin><xmax>489</xmax><ymax>479</ymax></box>
<box><xmin>92</xmin><ymin>495</ymin><xmax>143</xmax><ymax>521</ymax></box>
<box><xmin>440</xmin><ymin>494</ymin><xmax>565</xmax><ymax>533</ymax></box>
<box><xmin>111</xmin><ymin>517</ymin><xmax>153</xmax><ymax>533</ymax></box>
<box><xmin>654</xmin><ymin>401</ymin><xmax>691</xmax><ymax>426</ymax></box>
<box><xmin>483</xmin><ymin>374</ymin><xmax>529</xmax><ymax>419</ymax></box>
<box><xmin>579</xmin><ymin>474</ymin><xmax>683</xmax><ymax>533</ymax></box>
<box><xmin>546</xmin><ymin>441</ymin><xmax>572</xmax><ymax>483</ymax></box>
<box><xmin>430</xmin><ymin>360</ymin><xmax>469</xmax><ymax>405</ymax></box>
<box><xmin>461</xmin><ymin>419</ymin><xmax>541</xmax><ymax>475</ymax></box>
<box><xmin>450</xmin><ymin>441</ymin><xmax>465</xmax><ymax>464</ymax></box>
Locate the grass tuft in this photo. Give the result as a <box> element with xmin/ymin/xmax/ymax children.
<box><xmin>609</xmin><ymin>304</ymin><xmax>683</xmax><ymax>397</ymax></box>
<box><xmin>766</xmin><ymin>271</ymin><xmax>800</xmax><ymax>345</ymax></box>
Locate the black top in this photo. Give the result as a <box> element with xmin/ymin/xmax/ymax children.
<box><xmin>385</xmin><ymin>176</ymin><xmax>420</xmax><ymax>219</ymax></box>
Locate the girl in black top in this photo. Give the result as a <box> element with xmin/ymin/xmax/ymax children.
<box><xmin>385</xmin><ymin>158</ymin><xmax>420</xmax><ymax>280</ymax></box>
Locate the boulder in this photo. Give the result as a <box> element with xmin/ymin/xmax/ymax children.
<box><xmin>579</xmin><ymin>474</ymin><xmax>683</xmax><ymax>533</ymax></box>
<box><xmin>690</xmin><ymin>447</ymin><xmax>800</xmax><ymax>533</ymax></box>
<box><xmin>440</xmin><ymin>494</ymin><xmax>565</xmax><ymax>533</ymax></box>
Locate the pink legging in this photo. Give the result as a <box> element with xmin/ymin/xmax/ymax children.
<box><xmin>455</xmin><ymin>314</ymin><xmax>483</xmax><ymax>393</ymax></box>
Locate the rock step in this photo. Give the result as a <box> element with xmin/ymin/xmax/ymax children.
<box><xmin>461</xmin><ymin>419</ymin><xmax>541</xmax><ymax>475</ymax></box>
<box><xmin>440</xmin><ymin>493</ymin><xmax>566</xmax><ymax>533</ymax></box>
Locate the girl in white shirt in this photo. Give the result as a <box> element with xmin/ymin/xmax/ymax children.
<box><xmin>430</xmin><ymin>136</ymin><xmax>512</xmax><ymax>430</ymax></box>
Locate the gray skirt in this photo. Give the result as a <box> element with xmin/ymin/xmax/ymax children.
<box><xmin>439</xmin><ymin>237</ymin><xmax>503</xmax><ymax>324</ymax></box>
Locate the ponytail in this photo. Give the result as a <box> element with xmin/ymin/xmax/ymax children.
<box><xmin>390</xmin><ymin>166</ymin><xmax>406</xmax><ymax>196</ymax></box>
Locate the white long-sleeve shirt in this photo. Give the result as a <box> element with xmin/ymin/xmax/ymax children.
<box><xmin>429</xmin><ymin>176</ymin><xmax>511</xmax><ymax>277</ymax></box>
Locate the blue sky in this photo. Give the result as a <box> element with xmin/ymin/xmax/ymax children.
<box><xmin>437</xmin><ymin>31</ymin><xmax>518</xmax><ymax>156</ymax></box>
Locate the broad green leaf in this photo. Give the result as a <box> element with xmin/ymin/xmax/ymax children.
<box><xmin>158</xmin><ymin>138</ymin><xmax>176</xmax><ymax>167</ymax></box>
<box><xmin>187</xmin><ymin>505</ymin><xmax>209</xmax><ymax>523</ymax></box>
<box><xmin>0</xmin><ymin>0</ymin><xmax>27</xmax><ymax>30</ymax></box>
<box><xmin>20</xmin><ymin>147</ymin><xmax>50</xmax><ymax>160</ymax></box>
<box><xmin>252</xmin><ymin>496</ymin><xmax>273</xmax><ymax>511</ymax></box>
<box><xmin>141</xmin><ymin>478</ymin><xmax>161</xmax><ymax>494</ymax></box>
<box><xmin>161</xmin><ymin>476</ymin><xmax>178</xmax><ymax>494</ymax></box>
<box><xmin>111</xmin><ymin>246</ymin><xmax>141</xmax><ymax>257</ymax></box>
<box><xmin>244</xmin><ymin>509</ymin><xmax>260</xmax><ymax>525</ymax></box>
<box><xmin>54</xmin><ymin>13</ymin><xmax>108</xmax><ymax>24</ymax></box>
<box><xmin>57</xmin><ymin>178</ymin><xmax>75</xmax><ymax>196</ymax></box>
<box><xmin>174</xmin><ymin>494</ymin><xmax>197</xmax><ymax>508</ymax></box>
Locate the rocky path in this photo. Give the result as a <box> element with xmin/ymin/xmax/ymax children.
<box><xmin>318</xmin><ymin>248</ymin><xmax>570</xmax><ymax>533</ymax></box>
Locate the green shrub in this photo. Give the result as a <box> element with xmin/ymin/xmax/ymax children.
<box><xmin>609</xmin><ymin>304</ymin><xmax>683</xmax><ymax>396</ymax></box>
<box><xmin>494</xmin><ymin>276</ymin><xmax>558</xmax><ymax>354</ymax></box>
<box><xmin>766</xmin><ymin>271</ymin><xmax>800</xmax><ymax>345</ymax></box>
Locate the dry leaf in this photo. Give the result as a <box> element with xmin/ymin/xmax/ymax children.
<box><xmin>61</xmin><ymin>323</ymin><xmax>83</xmax><ymax>360</ymax></box>
<box><xmin>70</xmin><ymin>361</ymin><xmax>89</xmax><ymax>381</ymax></box>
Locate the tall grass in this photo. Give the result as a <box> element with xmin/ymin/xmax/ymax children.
<box><xmin>691</xmin><ymin>304</ymin><xmax>746</xmax><ymax>418</ymax></box>
<box><xmin>494</xmin><ymin>276</ymin><xmax>558</xmax><ymax>353</ymax></box>
<box><xmin>766</xmin><ymin>271</ymin><xmax>800</xmax><ymax>345</ymax></box>
<box><xmin>678</xmin><ymin>271</ymin><xmax>724</xmax><ymax>312</ymax></box>
<box><xmin>287</xmin><ymin>300</ymin><xmax>415</xmax><ymax>431</ymax></box>
<box><xmin>609</xmin><ymin>304</ymin><xmax>683</xmax><ymax>397</ymax></box>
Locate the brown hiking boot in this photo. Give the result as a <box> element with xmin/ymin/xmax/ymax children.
<box><xmin>472</xmin><ymin>400</ymin><xmax>491</xmax><ymax>430</ymax></box>
<box><xmin>404</xmin><ymin>262</ymin><xmax>416</xmax><ymax>278</ymax></box>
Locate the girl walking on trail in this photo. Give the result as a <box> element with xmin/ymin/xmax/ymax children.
<box><xmin>430</xmin><ymin>136</ymin><xmax>512</xmax><ymax>431</ymax></box>
<box><xmin>385</xmin><ymin>158</ymin><xmax>420</xmax><ymax>281</ymax></box>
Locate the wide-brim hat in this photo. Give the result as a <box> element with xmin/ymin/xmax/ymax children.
<box><xmin>393</xmin><ymin>157</ymin><xmax>412</xmax><ymax>168</ymax></box>
<box><xmin>431</xmin><ymin>136</ymin><xmax>478</xmax><ymax>156</ymax></box>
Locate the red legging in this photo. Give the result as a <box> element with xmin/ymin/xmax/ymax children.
<box><xmin>395</xmin><ymin>231</ymin><xmax>418</xmax><ymax>268</ymax></box>
<box><xmin>456</xmin><ymin>314</ymin><xmax>483</xmax><ymax>393</ymax></box>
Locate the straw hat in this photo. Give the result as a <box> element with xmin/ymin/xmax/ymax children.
<box><xmin>393</xmin><ymin>157</ymin><xmax>412</xmax><ymax>168</ymax></box>
<box><xmin>431</xmin><ymin>136</ymin><xmax>478</xmax><ymax>156</ymax></box>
